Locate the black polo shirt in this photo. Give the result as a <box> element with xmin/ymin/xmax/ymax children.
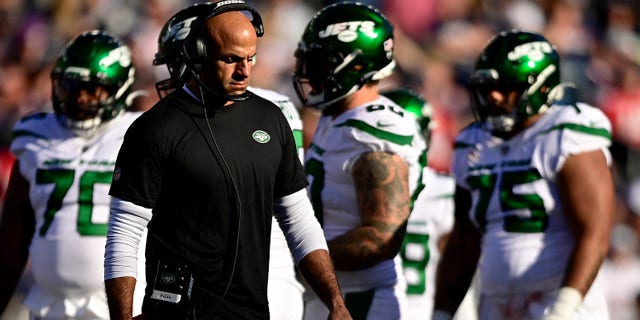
<box><xmin>110</xmin><ymin>88</ymin><xmax>307</xmax><ymax>319</ymax></box>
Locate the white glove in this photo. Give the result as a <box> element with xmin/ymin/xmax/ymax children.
<box><xmin>541</xmin><ymin>287</ymin><xmax>583</xmax><ymax>320</ymax></box>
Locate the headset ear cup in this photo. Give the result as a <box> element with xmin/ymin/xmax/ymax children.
<box><xmin>192</xmin><ymin>36</ymin><xmax>206</xmax><ymax>72</ymax></box>
<box><xmin>181</xmin><ymin>34</ymin><xmax>200</xmax><ymax>75</ymax></box>
<box><xmin>195</xmin><ymin>37</ymin><xmax>206</xmax><ymax>63</ymax></box>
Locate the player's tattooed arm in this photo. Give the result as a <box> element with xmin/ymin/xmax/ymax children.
<box><xmin>328</xmin><ymin>151</ymin><xmax>411</xmax><ymax>270</ymax></box>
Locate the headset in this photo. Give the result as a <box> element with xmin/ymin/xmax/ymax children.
<box><xmin>181</xmin><ymin>0</ymin><xmax>264</xmax><ymax>75</ymax></box>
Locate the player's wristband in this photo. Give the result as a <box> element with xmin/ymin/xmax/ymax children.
<box><xmin>432</xmin><ymin>309</ymin><xmax>453</xmax><ymax>320</ymax></box>
<box><xmin>545</xmin><ymin>286</ymin><xmax>583</xmax><ymax>319</ymax></box>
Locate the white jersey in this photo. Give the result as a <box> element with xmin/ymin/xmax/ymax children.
<box><xmin>452</xmin><ymin>102</ymin><xmax>612</xmax><ymax>295</ymax></box>
<box><xmin>11</xmin><ymin>111</ymin><xmax>144</xmax><ymax>319</ymax></box>
<box><xmin>401</xmin><ymin>168</ymin><xmax>455</xmax><ymax>320</ymax></box>
<box><xmin>305</xmin><ymin>96</ymin><xmax>426</xmax><ymax>290</ymax></box>
<box><xmin>249</xmin><ymin>87</ymin><xmax>305</xmax><ymax>319</ymax></box>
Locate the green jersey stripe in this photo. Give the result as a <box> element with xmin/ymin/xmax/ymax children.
<box><xmin>537</xmin><ymin>123</ymin><xmax>611</xmax><ymax>140</ymax></box>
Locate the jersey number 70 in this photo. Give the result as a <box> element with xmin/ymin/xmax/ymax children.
<box><xmin>36</xmin><ymin>168</ymin><xmax>112</xmax><ymax>237</ymax></box>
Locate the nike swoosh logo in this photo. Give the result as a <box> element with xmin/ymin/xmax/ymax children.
<box><xmin>376</xmin><ymin>121</ymin><xmax>394</xmax><ymax>128</ymax></box>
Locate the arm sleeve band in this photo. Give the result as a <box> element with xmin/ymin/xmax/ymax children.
<box><xmin>104</xmin><ymin>197</ymin><xmax>153</xmax><ymax>280</ymax></box>
<box><xmin>273</xmin><ymin>188</ymin><xmax>328</xmax><ymax>265</ymax></box>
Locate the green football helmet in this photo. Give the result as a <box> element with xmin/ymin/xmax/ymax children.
<box><xmin>51</xmin><ymin>30</ymin><xmax>134</xmax><ymax>135</ymax></box>
<box><xmin>382</xmin><ymin>88</ymin><xmax>432</xmax><ymax>141</ymax></box>
<box><xmin>470</xmin><ymin>30</ymin><xmax>560</xmax><ymax>136</ymax></box>
<box><xmin>292</xmin><ymin>2</ymin><xmax>396</xmax><ymax>111</ymax></box>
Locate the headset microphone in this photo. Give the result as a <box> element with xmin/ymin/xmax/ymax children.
<box><xmin>189</xmin><ymin>68</ymin><xmax>251</xmax><ymax>103</ymax></box>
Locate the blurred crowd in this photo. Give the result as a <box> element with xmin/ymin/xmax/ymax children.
<box><xmin>0</xmin><ymin>0</ymin><xmax>639</xmax><ymax>319</ymax></box>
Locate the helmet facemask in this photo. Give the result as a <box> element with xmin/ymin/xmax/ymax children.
<box><xmin>293</xmin><ymin>43</ymin><xmax>368</xmax><ymax>110</ymax></box>
<box><xmin>471</xmin><ymin>78</ymin><xmax>529</xmax><ymax>135</ymax></box>
<box><xmin>154</xmin><ymin>60</ymin><xmax>186</xmax><ymax>98</ymax></box>
<box><xmin>54</xmin><ymin>79</ymin><xmax>118</xmax><ymax>132</ymax></box>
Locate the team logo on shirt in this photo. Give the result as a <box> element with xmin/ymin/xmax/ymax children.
<box><xmin>161</xmin><ymin>272</ymin><xmax>176</xmax><ymax>284</ymax></box>
<box><xmin>252</xmin><ymin>130</ymin><xmax>270</xmax><ymax>143</ymax></box>
<box><xmin>113</xmin><ymin>167</ymin><xmax>121</xmax><ymax>181</ymax></box>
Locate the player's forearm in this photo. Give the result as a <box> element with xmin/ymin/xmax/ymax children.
<box><xmin>433</xmin><ymin>256</ymin><xmax>477</xmax><ymax>314</ymax></box>
<box><xmin>561</xmin><ymin>190</ymin><xmax>612</xmax><ymax>295</ymax></box>
<box><xmin>105</xmin><ymin>276</ymin><xmax>136</xmax><ymax>320</ymax></box>
<box><xmin>563</xmin><ymin>228</ymin><xmax>609</xmax><ymax>295</ymax></box>
<box><xmin>433</xmin><ymin>221</ymin><xmax>481</xmax><ymax>315</ymax></box>
<box><xmin>542</xmin><ymin>227</ymin><xmax>609</xmax><ymax>320</ymax></box>
<box><xmin>557</xmin><ymin>149</ymin><xmax>613</xmax><ymax>295</ymax></box>
<box><xmin>298</xmin><ymin>249</ymin><xmax>351</xmax><ymax>318</ymax></box>
<box><xmin>433</xmin><ymin>263</ymin><xmax>476</xmax><ymax>315</ymax></box>
<box><xmin>327</xmin><ymin>223</ymin><xmax>406</xmax><ymax>270</ymax></box>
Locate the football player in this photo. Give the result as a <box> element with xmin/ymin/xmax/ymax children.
<box><xmin>152</xmin><ymin>3</ymin><xmax>305</xmax><ymax>319</ymax></box>
<box><xmin>432</xmin><ymin>30</ymin><xmax>613</xmax><ymax>320</ymax></box>
<box><xmin>381</xmin><ymin>89</ymin><xmax>454</xmax><ymax>320</ymax></box>
<box><xmin>0</xmin><ymin>30</ymin><xmax>146</xmax><ymax>319</ymax></box>
<box><xmin>293</xmin><ymin>3</ymin><xmax>426</xmax><ymax>319</ymax></box>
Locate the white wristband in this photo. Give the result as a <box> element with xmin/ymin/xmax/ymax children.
<box><xmin>544</xmin><ymin>286</ymin><xmax>583</xmax><ymax>319</ymax></box>
<box><xmin>432</xmin><ymin>309</ymin><xmax>453</xmax><ymax>320</ymax></box>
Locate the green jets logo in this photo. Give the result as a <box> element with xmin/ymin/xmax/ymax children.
<box><xmin>252</xmin><ymin>130</ymin><xmax>270</xmax><ymax>143</ymax></box>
